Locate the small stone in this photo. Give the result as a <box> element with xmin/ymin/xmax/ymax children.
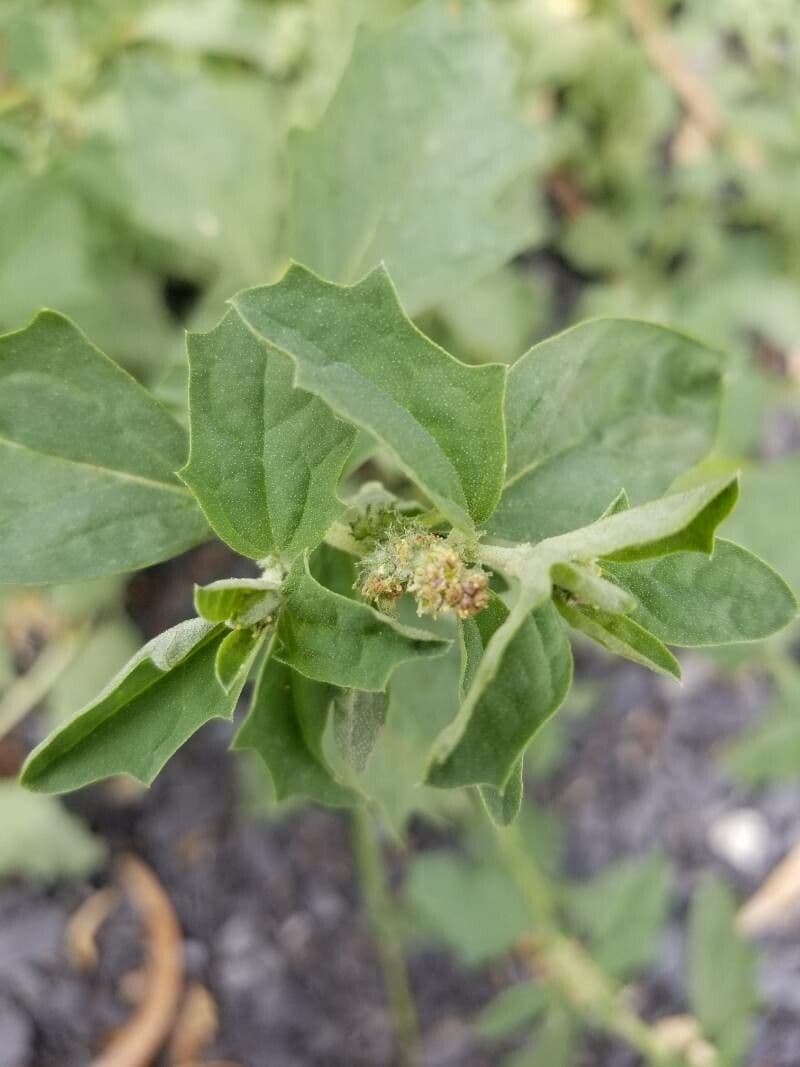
<box><xmin>708</xmin><ymin>808</ymin><xmax>771</xmax><ymax>874</ymax></box>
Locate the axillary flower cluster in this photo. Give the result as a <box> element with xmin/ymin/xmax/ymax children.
<box><xmin>356</xmin><ymin>519</ymin><xmax>490</xmax><ymax>620</ymax></box>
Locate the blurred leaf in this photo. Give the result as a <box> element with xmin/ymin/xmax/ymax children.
<box><xmin>473</xmin><ymin>981</ymin><xmax>547</xmax><ymax>1040</ymax></box>
<box><xmin>724</xmin><ymin>458</ymin><xmax>800</xmax><ymax>594</ymax></box>
<box><xmin>490</xmin><ymin>319</ymin><xmax>724</xmax><ymax>542</ymax></box>
<box><xmin>183</xmin><ymin>308</ymin><xmax>354</xmax><ymax>560</ymax></box>
<box><xmin>565</xmin><ymin>852</ymin><xmax>671</xmax><ymax>980</ymax></box>
<box><xmin>688</xmin><ymin>875</ymin><xmax>757</xmax><ymax>1066</ymax></box>
<box><xmin>333</xmin><ymin>689</ymin><xmax>388</xmax><ymax>773</ymax></box>
<box><xmin>232</xmin><ymin>264</ymin><xmax>507</xmax><ymax>530</ymax></box>
<box><xmin>0</xmin><ymin>783</ymin><xmax>105</xmax><ymax>882</ymax></box>
<box><xmin>723</xmin><ymin>681</ymin><xmax>800</xmax><ymax>785</ymax></box>
<box><xmin>46</xmin><ymin>616</ymin><xmax>141</xmax><ymax>724</ymax></box>
<box><xmin>290</xmin><ymin>0</ymin><xmax>543</xmax><ymax>315</ymax></box>
<box><xmin>407</xmin><ymin>851</ymin><xmax>528</xmax><ymax>964</ymax></box>
<box><xmin>0</xmin><ymin>312</ymin><xmax>208</xmax><ymax>585</ymax></box>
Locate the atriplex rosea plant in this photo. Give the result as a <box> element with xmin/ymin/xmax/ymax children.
<box><xmin>3</xmin><ymin>263</ymin><xmax>795</xmax><ymax>821</ymax></box>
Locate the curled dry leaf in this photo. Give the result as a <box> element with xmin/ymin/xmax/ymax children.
<box><xmin>91</xmin><ymin>855</ymin><xmax>184</xmax><ymax>1067</ymax></box>
<box><xmin>66</xmin><ymin>889</ymin><xmax>119</xmax><ymax>972</ymax></box>
<box><xmin>737</xmin><ymin>840</ymin><xmax>800</xmax><ymax>936</ymax></box>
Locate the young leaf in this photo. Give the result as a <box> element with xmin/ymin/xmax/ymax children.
<box><xmin>555</xmin><ymin>597</ymin><xmax>681</xmax><ymax>679</ymax></box>
<box><xmin>550</xmin><ymin>561</ymin><xmax>636</xmax><ymax>615</ymax></box>
<box><xmin>214</xmin><ymin>626</ymin><xmax>266</xmax><ymax>691</ymax></box>
<box><xmin>0</xmin><ymin>312</ymin><xmax>208</xmax><ymax>584</ymax></box>
<box><xmin>479</xmin><ymin>757</ymin><xmax>525</xmax><ymax>827</ymax></box>
<box><xmin>490</xmin><ymin>318</ymin><xmax>724</xmax><ymax>541</ymax></box>
<box><xmin>182</xmin><ymin>309</ymin><xmax>355</xmax><ymax>560</ymax></box>
<box><xmin>233</xmin><ymin>648</ymin><xmax>357</xmax><ymax>808</ymax></box>
<box><xmin>333</xmin><ymin>689</ymin><xmax>388</xmax><ymax>773</ymax></box>
<box><xmin>275</xmin><ymin>555</ymin><xmax>449</xmax><ymax>691</ymax></box>
<box><xmin>231</xmin><ymin>264</ymin><xmax>507</xmax><ymax>531</ymax></box>
<box><xmin>290</xmin><ymin>0</ymin><xmax>542</xmax><ymax>315</ymax></box>
<box><xmin>194</xmin><ymin>576</ymin><xmax>281</xmax><ymax>626</ymax></box>
<box><xmin>21</xmin><ymin>619</ymin><xmax>246</xmax><ymax>794</ymax></box>
<box><xmin>688</xmin><ymin>876</ymin><xmax>757</xmax><ymax>1065</ymax></box>
<box><xmin>607</xmin><ymin>539</ymin><xmax>797</xmax><ymax>646</ymax></box>
<box><xmin>472</xmin><ymin>981</ymin><xmax>547</xmax><ymax>1040</ymax></box>
<box><xmin>428</xmin><ymin>596</ymin><xmax>573</xmax><ymax>790</ymax></box>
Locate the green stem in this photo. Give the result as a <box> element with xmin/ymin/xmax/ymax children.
<box><xmin>0</xmin><ymin>625</ymin><xmax>88</xmax><ymax>741</ymax></box>
<box><xmin>490</xmin><ymin>816</ymin><xmax>709</xmax><ymax>1067</ymax></box>
<box><xmin>352</xmin><ymin>805</ymin><xmax>419</xmax><ymax>1067</ymax></box>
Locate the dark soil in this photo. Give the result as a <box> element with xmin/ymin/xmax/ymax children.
<box><xmin>3</xmin><ymin>548</ymin><xmax>800</xmax><ymax>1067</ymax></box>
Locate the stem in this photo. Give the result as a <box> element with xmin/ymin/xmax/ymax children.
<box><xmin>0</xmin><ymin>626</ymin><xmax>88</xmax><ymax>741</ymax></box>
<box><xmin>352</xmin><ymin>806</ymin><xmax>419</xmax><ymax>1067</ymax></box>
<box><xmin>490</xmin><ymin>816</ymin><xmax>712</xmax><ymax>1067</ymax></box>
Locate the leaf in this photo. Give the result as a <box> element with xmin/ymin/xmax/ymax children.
<box><xmin>723</xmin><ymin>681</ymin><xmax>800</xmax><ymax>785</ymax></box>
<box><xmin>233</xmin><ymin>646</ymin><xmax>357</xmax><ymax>808</ymax></box>
<box><xmin>687</xmin><ymin>875</ymin><xmax>757</xmax><ymax>1065</ymax></box>
<box><xmin>0</xmin><ymin>312</ymin><xmax>208</xmax><ymax>585</ymax></box>
<box><xmin>605</xmin><ymin>540</ymin><xmax>797</xmax><ymax>646</ymax></box>
<box><xmin>555</xmin><ymin>597</ymin><xmax>681</xmax><ymax>679</ymax></box>
<box><xmin>433</xmin><ymin>478</ymin><xmax>736</xmax><ymax>779</ymax></box>
<box><xmin>21</xmin><ymin>618</ymin><xmax>247</xmax><ymax>794</ymax></box>
<box><xmin>407</xmin><ymin>851</ymin><xmax>529</xmax><ymax>964</ymax></box>
<box><xmin>289</xmin><ymin>0</ymin><xmax>543</xmax><ymax>315</ymax></box>
<box><xmin>0</xmin><ymin>782</ymin><xmax>105</xmax><ymax>883</ymax></box>
<box><xmin>194</xmin><ymin>576</ymin><xmax>281</xmax><ymax>626</ymax></box>
<box><xmin>232</xmin><ymin>263</ymin><xmax>507</xmax><ymax>531</ymax></box>
<box><xmin>479</xmin><ymin>757</ymin><xmax>525</xmax><ymax>827</ymax></box>
<box><xmin>214</xmin><ymin>626</ymin><xmax>266</xmax><ymax>691</ymax></box>
<box><xmin>275</xmin><ymin>555</ymin><xmax>449</xmax><ymax>690</ymax></box>
<box><xmin>722</xmin><ymin>457</ymin><xmax>800</xmax><ymax>595</ymax></box>
<box><xmin>428</xmin><ymin>595</ymin><xmax>573</xmax><ymax>790</ymax></box>
<box><xmin>333</xmin><ymin>689</ymin><xmax>388</xmax><ymax>773</ymax></box>
<box><xmin>490</xmin><ymin>319</ymin><xmax>724</xmax><ymax>542</ymax></box>
<box><xmin>564</xmin><ymin>852</ymin><xmax>671</xmax><ymax>980</ymax></box>
<box><xmin>182</xmin><ymin>309</ymin><xmax>355</xmax><ymax>560</ymax></box>
<box><xmin>473</xmin><ymin>982</ymin><xmax>547</xmax><ymax>1040</ymax></box>
<box><xmin>550</xmin><ymin>561</ymin><xmax>636</xmax><ymax>615</ymax></box>
<box><xmin>508</xmin><ymin>1006</ymin><xmax>577</xmax><ymax>1067</ymax></box>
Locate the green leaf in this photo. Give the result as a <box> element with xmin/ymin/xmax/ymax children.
<box><xmin>21</xmin><ymin>618</ymin><xmax>246</xmax><ymax>794</ymax></box>
<box><xmin>428</xmin><ymin>595</ymin><xmax>573</xmax><ymax>790</ymax></box>
<box><xmin>507</xmin><ymin>1006</ymin><xmax>577</xmax><ymax>1067</ymax></box>
<box><xmin>723</xmin><ymin>679</ymin><xmax>800</xmax><ymax>785</ymax></box>
<box><xmin>0</xmin><ymin>782</ymin><xmax>105</xmax><ymax>883</ymax></box>
<box><xmin>479</xmin><ymin>757</ymin><xmax>525</xmax><ymax>827</ymax></box>
<box><xmin>407</xmin><ymin>851</ymin><xmax>529</xmax><ymax>964</ymax></box>
<box><xmin>332</xmin><ymin>689</ymin><xmax>388</xmax><ymax>773</ymax></box>
<box><xmin>433</xmin><ymin>478</ymin><xmax>734</xmax><ymax>781</ymax></box>
<box><xmin>688</xmin><ymin>875</ymin><xmax>757</xmax><ymax>1065</ymax></box>
<box><xmin>0</xmin><ymin>312</ymin><xmax>208</xmax><ymax>585</ymax></box>
<box><xmin>555</xmin><ymin>597</ymin><xmax>681</xmax><ymax>679</ymax></box>
<box><xmin>232</xmin><ymin>264</ymin><xmax>507</xmax><ymax>531</ymax></box>
<box><xmin>473</xmin><ymin>982</ymin><xmax>547</xmax><ymax>1040</ymax></box>
<box><xmin>289</xmin><ymin>0</ymin><xmax>542</xmax><ymax>315</ymax></box>
<box><xmin>550</xmin><ymin>561</ymin><xmax>636</xmax><ymax>615</ymax></box>
<box><xmin>564</xmin><ymin>852</ymin><xmax>671</xmax><ymax>980</ymax></box>
<box><xmin>182</xmin><ymin>309</ymin><xmax>355</xmax><ymax>560</ymax></box>
<box><xmin>490</xmin><ymin>319</ymin><xmax>724</xmax><ymax>542</ymax></box>
<box><xmin>233</xmin><ymin>647</ymin><xmax>357</xmax><ymax>808</ymax></box>
<box><xmin>605</xmin><ymin>540</ymin><xmax>797</xmax><ymax>646</ymax></box>
<box><xmin>275</xmin><ymin>555</ymin><xmax>449</xmax><ymax>691</ymax></box>
<box><xmin>194</xmin><ymin>576</ymin><xmax>281</xmax><ymax>626</ymax></box>
<box><xmin>214</xmin><ymin>626</ymin><xmax>266</xmax><ymax>691</ymax></box>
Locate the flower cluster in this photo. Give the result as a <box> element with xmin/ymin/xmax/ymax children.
<box><xmin>358</xmin><ymin>524</ymin><xmax>489</xmax><ymax>620</ymax></box>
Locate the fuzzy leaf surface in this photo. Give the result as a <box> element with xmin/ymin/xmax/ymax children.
<box><xmin>606</xmin><ymin>540</ymin><xmax>797</xmax><ymax>645</ymax></box>
<box><xmin>428</xmin><ymin>594</ymin><xmax>572</xmax><ymax>790</ymax></box>
<box><xmin>21</xmin><ymin>619</ymin><xmax>246</xmax><ymax>793</ymax></box>
<box><xmin>333</xmin><ymin>689</ymin><xmax>388</xmax><ymax>773</ymax></box>
<box><xmin>233</xmin><ymin>265</ymin><xmax>507</xmax><ymax>531</ymax></box>
<box><xmin>182</xmin><ymin>309</ymin><xmax>354</xmax><ymax>559</ymax></box>
<box><xmin>490</xmin><ymin>319</ymin><xmax>724</xmax><ymax>541</ymax></box>
<box><xmin>275</xmin><ymin>556</ymin><xmax>449</xmax><ymax>691</ymax></box>
<box><xmin>556</xmin><ymin>598</ymin><xmax>681</xmax><ymax>679</ymax></box>
<box><xmin>290</xmin><ymin>0</ymin><xmax>542</xmax><ymax>315</ymax></box>
<box><xmin>0</xmin><ymin>312</ymin><xmax>208</xmax><ymax>584</ymax></box>
<box><xmin>234</xmin><ymin>647</ymin><xmax>357</xmax><ymax>807</ymax></box>
<box><xmin>194</xmin><ymin>577</ymin><xmax>280</xmax><ymax>626</ymax></box>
